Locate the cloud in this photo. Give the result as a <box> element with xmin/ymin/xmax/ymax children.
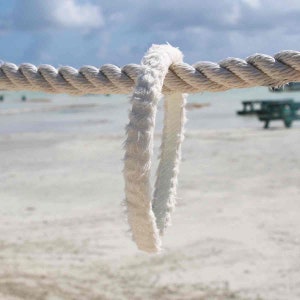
<box><xmin>96</xmin><ymin>0</ymin><xmax>300</xmax><ymax>63</ymax></box>
<box><xmin>50</xmin><ymin>1</ymin><xmax>104</xmax><ymax>29</ymax></box>
<box><xmin>241</xmin><ymin>0</ymin><xmax>261</xmax><ymax>9</ymax></box>
<box><xmin>9</xmin><ymin>0</ymin><xmax>104</xmax><ymax>31</ymax></box>
<box><xmin>123</xmin><ymin>0</ymin><xmax>300</xmax><ymax>33</ymax></box>
<box><xmin>0</xmin><ymin>0</ymin><xmax>299</xmax><ymax>66</ymax></box>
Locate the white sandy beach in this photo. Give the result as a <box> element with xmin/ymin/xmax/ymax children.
<box><xmin>0</xmin><ymin>89</ymin><xmax>300</xmax><ymax>299</ymax></box>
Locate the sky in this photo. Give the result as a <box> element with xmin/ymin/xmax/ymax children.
<box><xmin>0</xmin><ymin>0</ymin><xmax>299</xmax><ymax>68</ymax></box>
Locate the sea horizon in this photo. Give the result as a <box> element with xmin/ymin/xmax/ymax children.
<box><xmin>0</xmin><ymin>87</ymin><xmax>299</xmax><ymax>135</ymax></box>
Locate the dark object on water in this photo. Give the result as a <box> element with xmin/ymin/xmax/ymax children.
<box><xmin>284</xmin><ymin>82</ymin><xmax>300</xmax><ymax>91</ymax></box>
<box><xmin>257</xmin><ymin>101</ymin><xmax>300</xmax><ymax>128</ymax></box>
<box><xmin>0</xmin><ymin>95</ymin><xmax>3</xmax><ymax>101</ymax></box>
<box><xmin>237</xmin><ymin>99</ymin><xmax>294</xmax><ymax>115</ymax></box>
<box><xmin>269</xmin><ymin>86</ymin><xmax>285</xmax><ymax>92</ymax></box>
<box><xmin>269</xmin><ymin>82</ymin><xmax>300</xmax><ymax>92</ymax></box>
<box><xmin>185</xmin><ymin>102</ymin><xmax>210</xmax><ymax>110</ymax></box>
<box><xmin>22</xmin><ymin>95</ymin><xmax>27</xmax><ymax>101</ymax></box>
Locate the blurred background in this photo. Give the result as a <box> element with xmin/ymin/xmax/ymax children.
<box><xmin>0</xmin><ymin>1</ymin><xmax>300</xmax><ymax>300</ymax></box>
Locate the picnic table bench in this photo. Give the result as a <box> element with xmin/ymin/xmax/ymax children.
<box><xmin>257</xmin><ymin>101</ymin><xmax>300</xmax><ymax>128</ymax></box>
<box><xmin>236</xmin><ymin>98</ymin><xmax>294</xmax><ymax>115</ymax></box>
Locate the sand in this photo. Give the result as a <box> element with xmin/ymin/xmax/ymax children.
<box><xmin>0</xmin><ymin>126</ymin><xmax>300</xmax><ymax>300</ymax></box>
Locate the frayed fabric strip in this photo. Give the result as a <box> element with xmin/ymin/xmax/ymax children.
<box><xmin>123</xmin><ymin>44</ymin><xmax>186</xmax><ymax>253</ymax></box>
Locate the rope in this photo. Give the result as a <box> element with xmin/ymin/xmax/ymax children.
<box><xmin>0</xmin><ymin>50</ymin><xmax>300</xmax><ymax>95</ymax></box>
<box><xmin>123</xmin><ymin>44</ymin><xmax>186</xmax><ymax>253</ymax></box>
<box><xmin>1</xmin><ymin>45</ymin><xmax>300</xmax><ymax>253</ymax></box>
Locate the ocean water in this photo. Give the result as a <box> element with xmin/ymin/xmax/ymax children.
<box><xmin>0</xmin><ymin>87</ymin><xmax>299</xmax><ymax>135</ymax></box>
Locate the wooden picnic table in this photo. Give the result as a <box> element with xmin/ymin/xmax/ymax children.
<box><xmin>237</xmin><ymin>99</ymin><xmax>294</xmax><ymax>115</ymax></box>
<box><xmin>257</xmin><ymin>101</ymin><xmax>300</xmax><ymax>128</ymax></box>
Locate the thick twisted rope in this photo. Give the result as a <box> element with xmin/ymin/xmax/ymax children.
<box><xmin>123</xmin><ymin>45</ymin><xmax>186</xmax><ymax>252</ymax></box>
<box><xmin>1</xmin><ymin>50</ymin><xmax>300</xmax><ymax>95</ymax></box>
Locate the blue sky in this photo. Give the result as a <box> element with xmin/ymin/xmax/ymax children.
<box><xmin>0</xmin><ymin>0</ymin><xmax>299</xmax><ymax>68</ymax></box>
